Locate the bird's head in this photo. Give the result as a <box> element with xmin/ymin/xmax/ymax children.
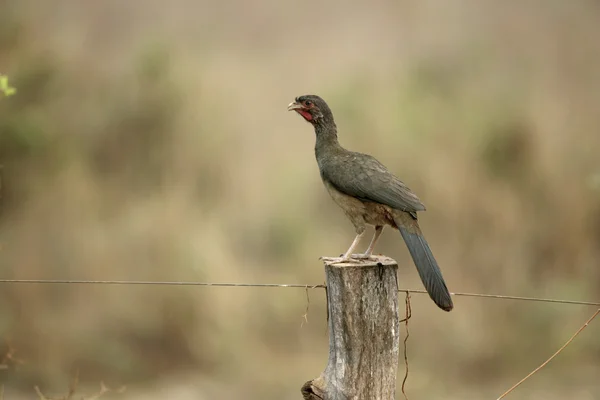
<box><xmin>287</xmin><ymin>95</ymin><xmax>333</xmax><ymax>125</ymax></box>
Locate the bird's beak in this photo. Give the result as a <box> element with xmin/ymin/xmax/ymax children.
<box><xmin>287</xmin><ymin>101</ymin><xmax>302</xmax><ymax>111</ymax></box>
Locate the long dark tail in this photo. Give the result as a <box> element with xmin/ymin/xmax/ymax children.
<box><xmin>398</xmin><ymin>225</ymin><xmax>453</xmax><ymax>311</ymax></box>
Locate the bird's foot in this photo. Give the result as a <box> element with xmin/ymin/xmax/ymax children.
<box><xmin>320</xmin><ymin>255</ymin><xmax>353</xmax><ymax>265</ymax></box>
<box><xmin>321</xmin><ymin>257</ymin><xmax>342</xmax><ymax>265</ymax></box>
<box><xmin>350</xmin><ymin>253</ymin><xmax>376</xmax><ymax>260</ymax></box>
<box><xmin>320</xmin><ymin>254</ymin><xmax>375</xmax><ymax>265</ymax></box>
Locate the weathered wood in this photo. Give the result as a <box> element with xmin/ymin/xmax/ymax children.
<box><xmin>302</xmin><ymin>256</ymin><xmax>400</xmax><ymax>400</ymax></box>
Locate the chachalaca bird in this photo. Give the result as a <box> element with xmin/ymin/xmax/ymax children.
<box><xmin>288</xmin><ymin>94</ymin><xmax>453</xmax><ymax>312</ymax></box>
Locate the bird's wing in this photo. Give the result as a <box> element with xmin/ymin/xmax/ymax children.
<box><xmin>321</xmin><ymin>152</ymin><xmax>426</xmax><ymax>213</ymax></box>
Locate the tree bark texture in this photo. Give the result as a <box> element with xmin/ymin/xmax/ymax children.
<box><xmin>302</xmin><ymin>256</ymin><xmax>400</xmax><ymax>400</ymax></box>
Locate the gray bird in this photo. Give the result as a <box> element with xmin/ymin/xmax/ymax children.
<box><xmin>288</xmin><ymin>94</ymin><xmax>453</xmax><ymax>311</ymax></box>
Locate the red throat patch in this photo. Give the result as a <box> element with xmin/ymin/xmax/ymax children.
<box><xmin>297</xmin><ymin>109</ymin><xmax>313</xmax><ymax>122</ymax></box>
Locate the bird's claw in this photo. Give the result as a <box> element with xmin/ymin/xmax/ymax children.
<box><xmin>350</xmin><ymin>253</ymin><xmax>376</xmax><ymax>260</ymax></box>
<box><xmin>321</xmin><ymin>254</ymin><xmax>380</xmax><ymax>265</ymax></box>
<box><xmin>321</xmin><ymin>256</ymin><xmax>354</xmax><ymax>265</ymax></box>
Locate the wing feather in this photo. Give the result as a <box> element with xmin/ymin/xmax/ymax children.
<box><xmin>320</xmin><ymin>152</ymin><xmax>426</xmax><ymax>213</ymax></box>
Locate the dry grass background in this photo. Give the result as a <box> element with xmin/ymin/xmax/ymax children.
<box><xmin>1</xmin><ymin>0</ymin><xmax>600</xmax><ymax>398</ymax></box>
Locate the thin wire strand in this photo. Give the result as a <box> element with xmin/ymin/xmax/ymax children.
<box><xmin>0</xmin><ymin>279</ymin><xmax>326</xmax><ymax>288</ymax></box>
<box><xmin>496</xmin><ymin>308</ymin><xmax>600</xmax><ymax>399</ymax></box>
<box><xmin>401</xmin><ymin>292</ymin><xmax>411</xmax><ymax>400</ymax></box>
<box><xmin>0</xmin><ymin>279</ymin><xmax>599</xmax><ymax>307</ymax></box>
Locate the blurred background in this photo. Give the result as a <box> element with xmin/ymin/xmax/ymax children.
<box><xmin>1</xmin><ymin>0</ymin><xmax>600</xmax><ymax>398</ymax></box>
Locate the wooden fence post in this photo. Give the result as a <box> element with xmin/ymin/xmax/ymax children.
<box><xmin>301</xmin><ymin>256</ymin><xmax>400</xmax><ymax>400</ymax></box>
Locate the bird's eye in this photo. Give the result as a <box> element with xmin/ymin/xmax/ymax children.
<box><xmin>304</xmin><ymin>100</ymin><xmax>312</xmax><ymax>107</ymax></box>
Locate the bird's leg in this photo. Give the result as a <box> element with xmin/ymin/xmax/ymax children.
<box><xmin>364</xmin><ymin>225</ymin><xmax>384</xmax><ymax>256</ymax></box>
<box><xmin>353</xmin><ymin>225</ymin><xmax>384</xmax><ymax>259</ymax></box>
<box><xmin>340</xmin><ymin>231</ymin><xmax>365</xmax><ymax>261</ymax></box>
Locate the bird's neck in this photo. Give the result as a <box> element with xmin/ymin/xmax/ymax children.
<box><xmin>314</xmin><ymin>121</ymin><xmax>341</xmax><ymax>159</ymax></box>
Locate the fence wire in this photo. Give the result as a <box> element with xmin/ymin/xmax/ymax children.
<box><xmin>0</xmin><ymin>279</ymin><xmax>598</xmax><ymax>307</ymax></box>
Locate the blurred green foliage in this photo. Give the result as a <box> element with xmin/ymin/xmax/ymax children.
<box><xmin>0</xmin><ymin>74</ymin><xmax>16</xmax><ymax>97</ymax></box>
